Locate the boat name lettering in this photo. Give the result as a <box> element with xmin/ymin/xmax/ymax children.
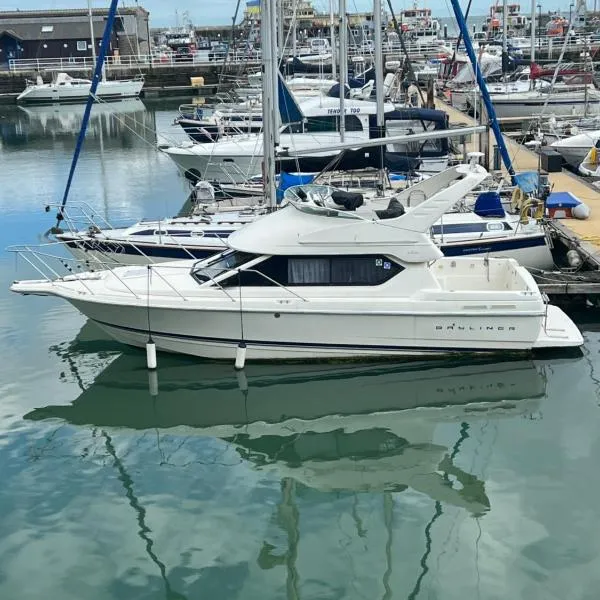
<box><xmin>435</xmin><ymin>325</ymin><xmax>516</xmax><ymax>331</ymax></box>
<box><xmin>326</xmin><ymin>108</ymin><xmax>361</xmax><ymax>115</ymax></box>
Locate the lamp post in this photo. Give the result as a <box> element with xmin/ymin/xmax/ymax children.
<box><xmin>569</xmin><ymin>2</ymin><xmax>574</xmax><ymax>29</ymax></box>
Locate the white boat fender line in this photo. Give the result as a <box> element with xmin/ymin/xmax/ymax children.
<box><xmin>235</xmin><ymin>272</ymin><xmax>247</xmax><ymax>370</ymax></box>
<box><xmin>235</xmin><ymin>342</ymin><xmax>247</xmax><ymax>370</ymax></box>
<box><xmin>146</xmin><ymin>265</ymin><xmax>157</xmax><ymax>370</ymax></box>
<box><xmin>146</xmin><ymin>341</ymin><xmax>157</xmax><ymax>370</ymax></box>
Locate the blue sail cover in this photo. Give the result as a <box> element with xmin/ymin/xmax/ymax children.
<box><xmin>277</xmin><ymin>72</ymin><xmax>304</xmax><ymax>124</ymax></box>
<box><xmin>513</xmin><ymin>171</ymin><xmax>539</xmax><ymax>194</ymax></box>
<box><xmin>474</xmin><ymin>192</ymin><xmax>505</xmax><ymax>217</ymax></box>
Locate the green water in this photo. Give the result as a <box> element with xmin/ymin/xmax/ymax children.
<box><xmin>1</xmin><ymin>99</ymin><xmax>600</xmax><ymax>600</ymax></box>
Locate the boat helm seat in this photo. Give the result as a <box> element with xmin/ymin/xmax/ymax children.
<box><xmin>330</xmin><ymin>190</ymin><xmax>364</xmax><ymax>211</ymax></box>
<box><xmin>375</xmin><ymin>198</ymin><xmax>406</xmax><ymax>220</ymax></box>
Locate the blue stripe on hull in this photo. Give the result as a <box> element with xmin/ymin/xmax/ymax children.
<box><xmin>65</xmin><ymin>239</ymin><xmax>216</xmax><ymax>260</ymax></box>
<box><xmin>66</xmin><ymin>233</ymin><xmax>547</xmax><ymax>261</ymax></box>
<box><xmin>441</xmin><ymin>235</ymin><xmax>547</xmax><ymax>257</ymax></box>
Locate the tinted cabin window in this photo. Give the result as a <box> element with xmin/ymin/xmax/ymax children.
<box><xmin>303</xmin><ymin>115</ymin><xmax>363</xmax><ymax>133</ymax></box>
<box><xmin>222</xmin><ymin>255</ymin><xmax>403</xmax><ymax>287</ymax></box>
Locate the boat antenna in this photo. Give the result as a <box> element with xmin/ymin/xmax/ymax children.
<box><xmin>448</xmin><ymin>0</ymin><xmax>516</xmax><ymax>180</ymax></box>
<box><xmin>53</xmin><ymin>0</ymin><xmax>120</xmax><ymax>231</ymax></box>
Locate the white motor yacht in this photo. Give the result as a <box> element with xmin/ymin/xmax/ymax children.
<box><xmin>11</xmin><ymin>162</ymin><xmax>582</xmax><ymax>360</ymax></box>
<box><xmin>16</xmin><ymin>72</ymin><xmax>144</xmax><ymax>103</ymax></box>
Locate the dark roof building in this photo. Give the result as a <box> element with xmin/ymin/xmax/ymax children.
<box><xmin>0</xmin><ymin>7</ymin><xmax>150</xmax><ymax>65</ymax></box>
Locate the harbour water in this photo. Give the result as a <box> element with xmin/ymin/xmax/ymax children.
<box><xmin>2</xmin><ymin>99</ymin><xmax>600</xmax><ymax>599</ymax></box>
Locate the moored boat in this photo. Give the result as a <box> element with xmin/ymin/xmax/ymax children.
<box><xmin>10</xmin><ymin>163</ymin><xmax>583</xmax><ymax>360</ymax></box>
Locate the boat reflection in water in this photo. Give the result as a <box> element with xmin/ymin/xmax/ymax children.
<box><xmin>1</xmin><ymin>98</ymin><xmax>155</xmax><ymax>148</ymax></box>
<box><xmin>24</xmin><ymin>327</ymin><xmax>552</xmax><ymax>598</ymax></box>
<box><xmin>28</xmin><ymin>334</ymin><xmax>547</xmax><ymax>516</ymax></box>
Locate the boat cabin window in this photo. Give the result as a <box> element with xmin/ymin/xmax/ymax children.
<box><xmin>303</xmin><ymin>115</ymin><xmax>363</xmax><ymax>133</ymax></box>
<box><xmin>431</xmin><ymin>222</ymin><xmax>512</xmax><ymax>235</ymax></box>
<box><xmin>200</xmin><ymin>254</ymin><xmax>404</xmax><ymax>287</ymax></box>
<box><xmin>191</xmin><ymin>250</ymin><xmax>256</xmax><ymax>284</ymax></box>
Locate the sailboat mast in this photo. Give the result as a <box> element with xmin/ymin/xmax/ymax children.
<box><xmin>330</xmin><ymin>0</ymin><xmax>337</xmax><ymax>79</ymax></box>
<box><xmin>529</xmin><ymin>0</ymin><xmax>535</xmax><ymax>66</ymax></box>
<box><xmin>261</xmin><ymin>0</ymin><xmax>278</xmax><ymax>209</ymax></box>
<box><xmin>339</xmin><ymin>0</ymin><xmax>347</xmax><ymax>142</ymax></box>
<box><xmin>87</xmin><ymin>0</ymin><xmax>97</xmax><ymax>69</ymax></box>
<box><xmin>502</xmin><ymin>0</ymin><xmax>508</xmax><ymax>82</ymax></box>
<box><xmin>374</xmin><ymin>0</ymin><xmax>385</xmax><ymax>188</ymax></box>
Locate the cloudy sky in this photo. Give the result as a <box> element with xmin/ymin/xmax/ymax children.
<box><xmin>0</xmin><ymin>0</ymin><xmax>570</xmax><ymax>27</ymax></box>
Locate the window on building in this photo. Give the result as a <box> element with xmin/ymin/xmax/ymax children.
<box><xmin>77</xmin><ymin>40</ymin><xmax>87</xmax><ymax>51</ymax></box>
<box><xmin>41</xmin><ymin>25</ymin><xmax>54</xmax><ymax>33</ymax></box>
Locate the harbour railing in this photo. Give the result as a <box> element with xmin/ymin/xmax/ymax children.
<box><xmin>7</xmin><ymin>41</ymin><xmax>452</xmax><ymax>74</ymax></box>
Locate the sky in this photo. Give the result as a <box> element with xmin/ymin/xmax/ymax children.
<box><xmin>0</xmin><ymin>0</ymin><xmax>571</xmax><ymax>27</ymax></box>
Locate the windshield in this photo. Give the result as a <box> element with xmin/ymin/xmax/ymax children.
<box><xmin>192</xmin><ymin>250</ymin><xmax>256</xmax><ymax>284</ymax></box>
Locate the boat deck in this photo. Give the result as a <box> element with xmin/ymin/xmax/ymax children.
<box><xmin>437</xmin><ymin>99</ymin><xmax>600</xmax><ymax>259</ymax></box>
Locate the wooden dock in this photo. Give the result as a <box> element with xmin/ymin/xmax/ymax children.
<box><xmin>438</xmin><ymin>99</ymin><xmax>600</xmax><ymax>249</ymax></box>
<box><xmin>437</xmin><ymin>99</ymin><xmax>600</xmax><ymax>301</ymax></box>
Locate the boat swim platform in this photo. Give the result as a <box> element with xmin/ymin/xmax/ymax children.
<box><xmin>437</xmin><ymin>99</ymin><xmax>600</xmax><ymax>258</ymax></box>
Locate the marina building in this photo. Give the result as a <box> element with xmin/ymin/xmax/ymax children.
<box><xmin>0</xmin><ymin>7</ymin><xmax>150</xmax><ymax>66</ymax></box>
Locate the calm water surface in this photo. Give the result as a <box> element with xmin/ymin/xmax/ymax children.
<box><xmin>1</xmin><ymin>99</ymin><xmax>600</xmax><ymax>600</ymax></box>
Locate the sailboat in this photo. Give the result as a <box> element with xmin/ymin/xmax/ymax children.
<box><xmin>16</xmin><ymin>1</ymin><xmax>143</xmax><ymax>104</ymax></box>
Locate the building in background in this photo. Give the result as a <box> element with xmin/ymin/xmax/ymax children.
<box><xmin>0</xmin><ymin>7</ymin><xmax>150</xmax><ymax>66</ymax></box>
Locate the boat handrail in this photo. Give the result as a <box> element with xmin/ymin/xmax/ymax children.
<box><xmin>46</xmin><ymin>200</ymin><xmax>117</xmax><ymax>233</ymax></box>
<box><xmin>8</xmin><ymin>242</ymin><xmax>140</xmax><ymax>297</ymax></box>
<box><xmin>9</xmin><ymin>242</ymin><xmax>309</xmax><ymax>305</ymax></box>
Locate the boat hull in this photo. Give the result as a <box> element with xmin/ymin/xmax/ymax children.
<box><xmin>162</xmin><ymin>148</ymin><xmax>448</xmax><ymax>183</ymax></box>
<box><xmin>490</xmin><ymin>97</ymin><xmax>600</xmax><ymax>120</ymax></box>
<box><xmin>66</xmin><ymin>296</ymin><xmax>554</xmax><ymax>360</ymax></box>
<box><xmin>552</xmin><ymin>145</ymin><xmax>591</xmax><ymax>168</ymax></box>
<box><xmin>17</xmin><ymin>79</ymin><xmax>144</xmax><ymax>103</ymax></box>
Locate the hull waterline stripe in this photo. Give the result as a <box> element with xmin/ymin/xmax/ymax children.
<box><xmin>92</xmin><ymin>318</ymin><xmax>530</xmax><ymax>354</ymax></box>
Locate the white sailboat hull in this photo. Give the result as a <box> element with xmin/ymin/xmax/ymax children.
<box><xmin>551</xmin><ymin>130</ymin><xmax>600</xmax><ymax>167</ymax></box>
<box><xmin>491</xmin><ymin>92</ymin><xmax>600</xmax><ymax>120</ymax></box>
<box><xmin>17</xmin><ymin>79</ymin><xmax>144</xmax><ymax>103</ymax></box>
<box><xmin>61</xmin><ymin>233</ymin><xmax>553</xmax><ymax>270</ymax></box>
